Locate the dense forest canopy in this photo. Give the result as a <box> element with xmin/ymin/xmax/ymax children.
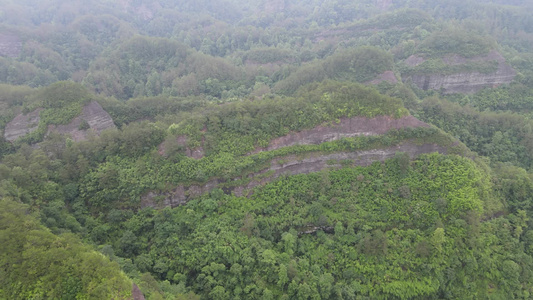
<box><xmin>1</xmin><ymin>0</ymin><xmax>533</xmax><ymax>299</ymax></box>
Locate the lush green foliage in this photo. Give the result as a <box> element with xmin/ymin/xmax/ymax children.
<box><xmin>274</xmin><ymin>47</ymin><xmax>394</xmax><ymax>94</ymax></box>
<box><xmin>0</xmin><ymin>199</ymin><xmax>133</xmax><ymax>299</ymax></box>
<box><xmin>415</xmin><ymin>97</ymin><xmax>533</xmax><ymax>170</ymax></box>
<box><xmin>167</xmin><ymin>81</ymin><xmax>408</xmax><ymax>156</ymax></box>
<box><xmin>77</xmin><ymin>126</ymin><xmax>457</xmax><ymax>211</ymax></box>
<box><xmin>1</xmin><ymin>0</ymin><xmax>533</xmax><ymax>299</ymax></box>
<box><xmin>88</xmin><ymin>153</ymin><xmax>531</xmax><ymax>299</ymax></box>
<box><xmin>15</xmin><ymin>82</ymin><xmax>93</xmax><ymax>144</ymax></box>
<box><xmin>98</xmin><ymin>95</ymin><xmax>210</xmax><ymax>127</ymax></box>
<box><xmin>400</xmin><ymin>59</ymin><xmax>499</xmax><ymax>76</ymax></box>
<box><xmin>448</xmin><ymin>82</ymin><xmax>533</xmax><ymax>115</ymax></box>
<box><xmin>416</xmin><ymin>27</ymin><xmax>495</xmax><ymax>58</ymax></box>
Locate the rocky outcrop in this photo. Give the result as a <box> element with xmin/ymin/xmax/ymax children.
<box><xmin>404</xmin><ymin>50</ymin><xmax>516</xmax><ymax>94</ymax></box>
<box><xmin>404</xmin><ymin>55</ymin><xmax>426</xmax><ymax>67</ymax></box>
<box><xmin>4</xmin><ymin>108</ymin><xmax>42</xmax><ymax>142</ymax></box>
<box><xmin>367</xmin><ymin>71</ymin><xmax>398</xmax><ymax>85</ymax></box>
<box><xmin>143</xmin><ymin>113</ymin><xmax>449</xmax><ymax>209</ymax></box>
<box><xmin>4</xmin><ymin>101</ymin><xmax>115</xmax><ymax>143</ymax></box>
<box><xmin>171</xmin><ymin>115</ymin><xmax>429</xmax><ymax>159</ymax></box>
<box><xmin>48</xmin><ymin>101</ymin><xmax>116</xmax><ymax>142</ymax></box>
<box><xmin>251</xmin><ymin>115</ymin><xmax>429</xmax><ymax>154</ymax></box>
<box><xmin>132</xmin><ymin>283</ymin><xmax>145</xmax><ymax>300</ymax></box>
<box><xmin>159</xmin><ymin>135</ymin><xmax>205</xmax><ymax>159</ymax></box>
<box><xmin>141</xmin><ymin>142</ymin><xmax>447</xmax><ymax>208</ymax></box>
<box><xmin>0</xmin><ymin>34</ymin><xmax>22</xmax><ymax>58</ymax></box>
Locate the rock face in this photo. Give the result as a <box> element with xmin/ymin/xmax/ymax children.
<box><xmin>0</xmin><ymin>34</ymin><xmax>22</xmax><ymax>58</ymax></box>
<box><xmin>132</xmin><ymin>283</ymin><xmax>145</xmax><ymax>300</ymax></box>
<box><xmin>404</xmin><ymin>50</ymin><xmax>516</xmax><ymax>94</ymax></box>
<box><xmin>141</xmin><ymin>142</ymin><xmax>447</xmax><ymax>209</ymax></box>
<box><xmin>143</xmin><ymin>114</ymin><xmax>437</xmax><ymax>208</ymax></box>
<box><xmin>367</xmin><ymin>71</ymin><xmax>398</xmax><ymax>85</ymax></box>
<box><xmin>159</xmin><ymin>135</ymin><xmax>205</xmax><ymax>159</ymax></box>
<box><xmin>234</xmin><ymin>143</ymin><xmax>447</xmax><ymax>197</ymax></box>
<box><xmin>252</xmin><ymin>115</ymin><xmax>429</xmax><ymax>154</ymax></box>
<box><xmin>4</xmin><ymin>108</ymin><xmax>42</xmax><ymax>142</ymax></box>
<box><xmin>171</xmin><ymin>115</ymin><xmax>429</xmax><ymax>159</ymax></box>
<box><xmin>48</xmin><ymin>101</ymin><xmax>116</xmax><ymax>142</ymax></box>
<box><xmin>4</xmin><ymin>101</ymin><xmax>116</xmax><ymax>142</ymax></box>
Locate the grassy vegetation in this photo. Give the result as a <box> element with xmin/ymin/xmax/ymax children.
<box><xmin>1</xmin><ymin>0</ymin><xmax>533</xmax><ymax>298</ymax></box>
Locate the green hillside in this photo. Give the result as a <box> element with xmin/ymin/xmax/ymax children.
<box><xmin>1</xmin><ymin>0</ymin><xmax>533</xmax><ymax>299</ymax></box>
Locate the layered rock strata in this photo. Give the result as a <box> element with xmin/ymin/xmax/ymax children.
<box><xmin>141</xmin><ymin>142</ymin><xmax>446</xmax><ymax>208</ymax></box>
<box><xmin>4</xmin><ymin>101</ymin><xmax>116</xmax><ymax>142</ymax></box>
<box><xmin>169</xmin><ymin>115</ymin><xmax>430</xmax><ymax>159</ymax></box>
<box><xmin>48</xmin><ymin>101</ymin><xmax>116</xmax><ymax>142</ymax></box>
<box><xmin>4</xmin><ymin>108</ymin><xmax>42</xmax><ymax>142</ymax></box>
<box><xmin>252</xmin><ymin>115</ymin><xmax>429</xmax><ymax>153</ymax></box>
<box><xmin>404</xmin><ymin>50</ymin><xmax>516</xmax><ymax>94</ymax></box>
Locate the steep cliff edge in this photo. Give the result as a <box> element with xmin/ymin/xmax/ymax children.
<box><xmin>403</xmin><ymin>50</ymin><xmax>516</xmax><ymax>94</ymax></box>
<box><xmin>142</xmin><ymin>115</ymin><xmax>451</xmax><ymax>209</ymax></box>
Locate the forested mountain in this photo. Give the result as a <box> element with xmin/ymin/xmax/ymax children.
<box><xmin>2</xmin><ymin>0</ymin><xmax>533</xmax><ymax>299</ymax></box>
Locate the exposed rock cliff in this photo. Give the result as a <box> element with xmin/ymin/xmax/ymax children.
<box><xmin>366</xmin><ymin>70</ymin><xmax>398</xmax><ymax>85</ymax></box>
<box><xmin>48</xmin><ymin>101</ymin><xmax>116</xmax><ymax>142</ymax></box>
<box><xmin>141</xmin><ymin>142</ymin><xmax>447</xmax><ymax>209</ymax></box>
<box><xmin>403</xmin><ymin>50</ymin><xmax>516</xmax><ymax>94</ymax></box>
<box><xmin>251</xmin><ymin>115</ymin><xmax>429</xmax><ymax>154</ymax></box>
<box><xmin>167</xmin><ymin>115</ymin><xmax>429</xmax><ymax>159</ymax></box>
<box><xmin>4</xmin><ymin>108</ymin><xmax>42</xmax><ymax>142</ymax></box>
<box><xmin>144</xmin><ymin>113</ymin><xmax>443</xmax><ymax>208</ymax></box>
<box><xmin>4</xmin><ymin>101</ymin><xmax>116</xmax><ymax>142</ymax></box>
